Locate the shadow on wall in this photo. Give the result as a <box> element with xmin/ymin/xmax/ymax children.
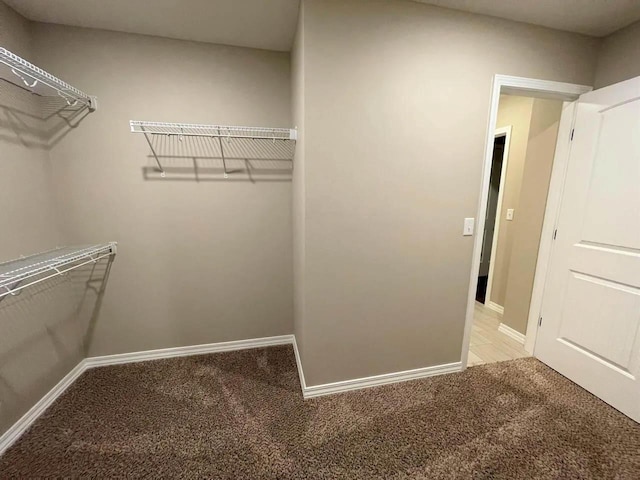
<box><xmin>0</xmin><ymin>256</ymin><xmax>114</xmax><ymax>433</ymax></box>
<box><xmin>140</xmin><ymin>134</ymin><xmax>294</xmax><ymax>182</ymax></box>
<box><xmin>0</xmin><ymin>74</ymin><xmax>107</xmax><ymax>435</ymax></box>
<box><xmin>0</xmin><ymin>79</ymin><xmax>92</xmax><ymax>149</ymax></box>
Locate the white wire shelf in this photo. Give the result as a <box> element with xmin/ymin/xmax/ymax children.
<box><xmin>0</xmin><ymin>47</ymin><xmax>96</xmax><ymax>111</ymax></box>
<box><xmin>130</xmin><ymin>121</ymin><xmax>297</xmax><ymax>141</ymax></box>
<box><xmin>130</xmin><ymin>120</ymin><xmax>297</xmax><ymax>178</ymax></box>
<box><xmin>0</xmin><ymin>243</ymin><xmax>116</xmax><ymax>298</ymax></box>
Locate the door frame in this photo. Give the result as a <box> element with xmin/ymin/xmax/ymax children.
<box><xmin>483</xmin><ymin>125</ymin><xmax>511</xmax><ymax>312</ymax></box>
<box><xmin>461</xmin><ymin>75</ymin><xmax>592</xmax><ymax>368</ymax></box>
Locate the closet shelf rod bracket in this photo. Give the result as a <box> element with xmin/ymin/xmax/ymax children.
<box><xmin>140</xmin><ymin>125</ymin><xmax>165</xmax><ymax>177</ymax></box>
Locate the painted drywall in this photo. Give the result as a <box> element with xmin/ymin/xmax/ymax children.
<box><xmin>502</xmin><ymin>98</ymin><xmax>563</xmax><ymax>334</ymax></box>
<box><xmin>491</xmin><ymin>95</ymin><xmax>534</xmax><ymax>308</ymax></box>
<box><xmin>291</xmin><ymin>3</ymin><xmax>306</xmax><ymax>360</ymax></box>
<box><xmin>0</xmin><ymin>1</ymin><xmax>61</xmax><ymax>259</ymax></box>
<box><xmin>294</xmin><ymin>0</ymin><xmax>600</xmax><ymax>387</ymax></box>
<box><xmin>595</xmin><ymin>20</ymin><xmax>640</xmax><ymax>88</ymax></box>
<box><xmin>30</xmin><ymin>24</ymin><xmax>294</xmax><ymax>356</ymax></box>
<box><xmin>0</xmin><ymin>2</ymin><xmax>107</xmax><ymax>437</ymax></box>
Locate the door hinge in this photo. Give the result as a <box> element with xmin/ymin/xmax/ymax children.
<box><xmin>570</xmin><ymin>129</ymin><xmax>574</xmax><ymax>141</ymax></box>
<box><xmin>553</xmin><ymin>229</ymin><xmax>557</xmax><ymax>240</ymax></box>
<box><xmin>538</xmin><ymin>316</ymin><xmax>543</xmax><ymax>327</ymax></box>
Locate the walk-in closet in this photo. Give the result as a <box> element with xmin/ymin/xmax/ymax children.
<box><xmin>1</xmin><ymin>0</ymin><xmax>639</xmax><ymax>477</ymax></box>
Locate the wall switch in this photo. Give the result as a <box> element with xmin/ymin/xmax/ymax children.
<box><xmin>463</xmin><ymin>218</ymin><xmax>475</xmax><ymax>236</ymax></box>
<box><xmin>506</xmin><ymin>209</ymin><xmax>514</xmax><ymax>221</ymax></box>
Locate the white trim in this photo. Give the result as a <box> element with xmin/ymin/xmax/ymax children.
<box><xmin>0</xmin><ymin>334</ymin><xmax>297</xmax><ymax>456</ymax></box>
<box><xmin>525</xmin><ymin>101</ymin><xmax>577</xmax><ymax>355</ymax></box>
<box><xmin>291</xmin><ymin>335</ymin><xmax>308</xmax><ymax>393</ymax></box>
<box><xmin>460</xmin><ymin>74</ymin><xmax>591</xmax><ymax>369</ymax></box>
<box><xmin>486</xmin><ymin>301</ymin><xmax>504</xmax><ymax>315</ymax></box>
<box><xmin>498</xmin><ymin>323</ymin><xmax>526</xmax><ymax>344</ymax></box>
<box><xmin>291</xmin><ymin>336</ymin><xmax>460</xmax><ymax>399</ymax></box>
<box><xmin>302</xmin><ymin>362</ymin><xmax>462</xmax><ymax>398</ymax></box>
<box><xmin>495</xmin><ymin>75</ymin><xmax>591</xmax><ymax>98</ymax></box>
<box><xmin>84</xmin><ymin>335</ymin><xmax>294</xmax><ymax>368</ymax></box>
<box><xmin>484</xmin><ymin>126</ymin><xmax>511</xmax><ymax>306</ymax></box>
<box><xmin>0</xmin><ymin>360</ymin><xmax>88</xmax><ymax>456</ymax></box>
<box><xmin>1</xmin><ymin>333</ymin><xmax>465</xmax><ymax>452</ymax></box>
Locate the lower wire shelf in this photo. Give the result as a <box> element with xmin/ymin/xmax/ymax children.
<box><xmin>0</xmin><ymin>242</ymin><xmax>117</xmax><ymax>298</ymax></box>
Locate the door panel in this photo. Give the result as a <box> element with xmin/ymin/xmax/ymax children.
<box><xmin>581</xmin><ymin>100</ymin><xmax>640</xmax><ymax>250</ymax></box>
<box><xmin>558</xmin><ymin>271</ymin><xmax>640</xmax><ymax>372</ymax></box>
<box><xmin>535</xmin><ymin>76</ymin><xmax>640</xmax><ymax>422</ymax></box>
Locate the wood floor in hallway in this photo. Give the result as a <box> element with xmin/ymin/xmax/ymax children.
<box><xmin>468</xmin><ymin>301</ymin><xmax>530</xmax><ymax>366</ymax></box>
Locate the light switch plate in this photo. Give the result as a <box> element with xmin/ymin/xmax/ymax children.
<box><xmin>506</xmin><ymin>209</ymin><xmax>514</xmax><ymax>221</ymax></box>
<box><xmin>463</xmin><ymin>218</ymin><xmax>475</xmax><ymax>236</ymax></box>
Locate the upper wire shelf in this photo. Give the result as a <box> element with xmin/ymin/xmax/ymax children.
<box><xmin>130</xmin><ymin>121</ymin><xmax>297</xmax><ymax>141</ymax></box>
<box><xmin>130</xmin><ymin>120</ymin><xmax>297</xmax><ymax>177</ymax></box>
<box><xmin>0</xmin><ymin>47</ymin><xmax>96</xmax><ymax>111</ymax></box>
<box><xmin>0</xmin><ymin>243</ymin><xmax>116</xmax><ymax>298</ymax></box>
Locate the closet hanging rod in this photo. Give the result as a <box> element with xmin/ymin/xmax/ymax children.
<box><xmin>0</xmin><ymin>47</ymin><xmax>97</xmax><ymax>111</ymax></box>
<box><xmin>130</xmin><ymin>121</ymin><xmax>297</xmax><ymax>141</ymax></box>
<box><xmin>0</xmin><ymin>243</ymin><xmax>117</xmax><ymax>298</ymax></box>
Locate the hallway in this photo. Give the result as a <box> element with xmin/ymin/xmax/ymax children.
<box><xmin>468</xmin><ymin>302</ymin><xmax>530</xmax><ymax>366</ymax></box>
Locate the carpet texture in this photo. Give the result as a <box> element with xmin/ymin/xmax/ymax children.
<box><xmin>1</xmin><ymin>346</ymin><xmax>639</xmax><ymax>478</ymax></box>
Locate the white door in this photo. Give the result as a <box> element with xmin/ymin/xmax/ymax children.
<box><xmin>535</xmin><ymin>76</ymin><xmax>640</xmax><ymax>422</ymax></box>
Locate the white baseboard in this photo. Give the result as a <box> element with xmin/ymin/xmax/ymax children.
<box><xmin>0</xmin><ymin>360</ymin><xmax>87</xmax><ymax>456</ymax></box>
<box><xmin>1</xmin><ymin>333</ymin><xmax>465</xmax><ymax>455</ymax></box>
<box><xmin>291</xmin><ymin>335</ymin><xmax>308</xmax><ymax>393</ymax></box>
<box><xmin>0</xmin><ymin>334</ymin><xmax>295</xmax><ymax>456</ymax></box>
<box><xmin>498</xmin><ymin>323</ymin><xmax>526</xmax><ymax>344</ymax></box>
<box><xmin>486</xmin><ymin>301</ymin><xmax>504</xmax><ymax>315</ymax></box>
<box><xmin>302</xmin><ymin>361</ymin><xmax>462</xmax><ymax>399</ymax></box>
<box><xmin>84</xmin><ymin>334</ymin><xmax>294</xmax><ymax>368</ymax></box>
<box><xmin>291</xmin><ymin>337</ymin><xmax>461</xmax><ymax>399</ymax></box>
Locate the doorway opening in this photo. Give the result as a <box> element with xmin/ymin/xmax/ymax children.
<box><xmin>462</xmin><ymin>76</ymin><xmax>591</xmax><ymax>368</ymax></box>
<box><xmin>476</xmin><ymin>130</ymin><xmax>508</xmax><ymax>305</ymax></box>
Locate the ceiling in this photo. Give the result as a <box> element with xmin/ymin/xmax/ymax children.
<box><xmin>5</xmin><ymin>0</ymin><xmax>640</xmax><ymax>52</ymax></box>
<box><xmin>415</xmin><ymin>0</ymin><xmax>640</xmax><ymax>37</ymax></box>
<box><xmin>3</xmin><ymin>0</ymin><xmax>300</xmax><ymax>52</ymax></box>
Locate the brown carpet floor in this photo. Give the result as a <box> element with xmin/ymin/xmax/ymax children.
<box><xmin>1</xmin><ymin>346</ymin><xmax>639</xmax><ymax>479</ymax></box>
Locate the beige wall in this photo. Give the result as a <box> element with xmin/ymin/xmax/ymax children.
<box><xmin>595</xmin><ymin>20</ymin><xmax>640</xmax><ymax>88</ymax></box>
<box><xmin>294</xmin><ymin>0</ymin><xmax>599</xmax><ymax>386</ymax></box>
<box><xmin>491</xmin><ymin>95</ymin><xmax>534</xmax><ymax>307</ymax></box>
<box><xmin>0</xmin><ymin>259</ymin><xmax>112</xmax><ymax>437</ymax></box>
<box><xmin>1</xmin><ymin>10</ymin><xmax>294</xmax><ymax>437</ymax></box>
<box><xmin>0</xmin><ymin>2</ymin><xmax>104</xmax><ymax>436</ymax></box>
<box><xmin>29</xmin><ymin>23</ymin><xmax>294</xmax><ymax>357</ymax></box>
<box><xmin>502</xmin><ymin>98</ymin><xmax>563</xmax><ymax>334</ymax></box>
<box><xmin>0</xmin><ymin>1</ymin><xmax>61</xmax><ymax>259</ymax></box>
<box><xmin>8</xmin><ymin>0</ymin><xmax>635</xmax><ymax>432</ymax></box>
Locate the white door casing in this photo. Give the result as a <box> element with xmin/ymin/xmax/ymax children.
<box><xmin>461</xmin><ymin>75</ymin><xmax>591</xmax><ymax>370</ymax></box>
<box><xmin>535</xmin><ymin>76</ymin><xmax>640</xmax><ymax>422</ymax></box>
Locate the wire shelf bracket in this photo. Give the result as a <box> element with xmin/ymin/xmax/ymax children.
<box><xmin>0</xmin><ymin>47</ymin><xmax>97</xmax><ymax>111</ymax></box>
<box><xmin>130</xmin><ymin>120</ymin><xmax>297</xmax><ymax>177</ymax></box>
<box><xmin>0</xmin><ymin>243</ymin><xmax>117</xmax><ymax>298</ymax></box>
